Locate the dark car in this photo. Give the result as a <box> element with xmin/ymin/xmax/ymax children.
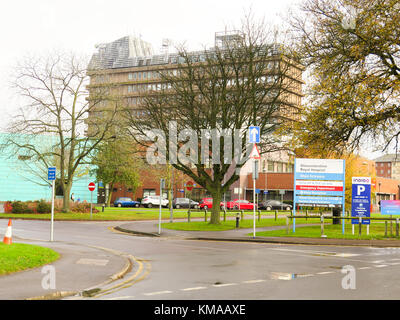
<box><xmin>258</xmin><ymin>200</ymin><xmax>292</xmax><ymax>211</ymax></box>
<box><xmin>114</xmin><ymin>197</ymin><xmax>140</xmax><ymax>208</ymax></box>
<box><xmin>173</xmin><ymin>198</ymin><xmax>199</xmax><ymax>209</ymax></box>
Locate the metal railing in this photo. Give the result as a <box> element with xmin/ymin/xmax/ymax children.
<box><xmin>285</xmin><ymin>214</ymin><xmax>400</xmax><ymax>238</ymax></box>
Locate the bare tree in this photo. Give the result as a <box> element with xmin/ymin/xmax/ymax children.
<box><xmin>2</xmin><ymin>51</ymin><xmax>121</xmax><ymax>212</ymax></box>
<box><xmin>126</xmin><ymin>16</ymin><xmax>302</xmax><ymax>224</ymax></box>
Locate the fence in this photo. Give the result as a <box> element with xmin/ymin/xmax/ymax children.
<box><xmin>286</xmin><ymin>214</ymin><xmax>400</xmax><ymax>238</ymax></box>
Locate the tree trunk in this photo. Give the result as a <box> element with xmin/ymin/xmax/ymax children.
<box><xmin>63</xmin><ymin>183</ymin><xmax>72</xmax><ymax>212</ymax></box>
<box><xmin>107</xmin><ymin>183</ymin><xmax>114</xmax><ymax>207</ymax></box>
<box><xmin>210</xmin><ymin>188</ymin><xmax>222</xmax><ymax>225</ymax></box>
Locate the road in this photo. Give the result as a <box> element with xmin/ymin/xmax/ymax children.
<box><xmin>4</xmin><ymin>219</ymin><xmax>400</xmax><ymax>300</ymax></box>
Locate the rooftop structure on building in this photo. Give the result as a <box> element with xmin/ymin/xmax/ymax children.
<box><xmin>88</xmin><ymin>33</ymin><xmax>283</xmax><ymax>71</ymax></box>
<box><xmin>374</xmin><ymin>154</ymin><xmax>400</xmax><ymax>162</ymax></box>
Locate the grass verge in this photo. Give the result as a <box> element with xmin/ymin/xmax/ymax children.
<box><xmin>0</xmin><ymin>243</ymin><xmax>59</xmax><ymax>275</ymax></box>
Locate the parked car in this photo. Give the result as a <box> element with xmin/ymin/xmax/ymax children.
<box><xmin>172</xmin><ymin>198</ymin><xmax>199</xmax><ymax>209</ymax></box>
<box><xmin>199</xmin><ymin>198</ymin><xmax>224</xmax><ymax>210</ymax></box>
<box><xmin>141</xmin><ymin>195</ymin><xmax>169</xmax><ymax>208</ymax></box>
<box><xmin>114</xmin><ymin>197</ymin><xmax>140</xmax><ymax>208</ymax></box>
<box><xmin>258</xmin><ymin>200</ymin><xmax>292</xmax><ymax>211</ymax></box>
<box><xmin>226</xmin><ymin>199</ymin><xmax>256</xmax><ymax>210</ymax></box>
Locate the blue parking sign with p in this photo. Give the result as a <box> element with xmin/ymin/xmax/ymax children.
<box><xmin>48</xmin><ymin>167</ymin><xmax>56</xmax><ymax>181</ymax></box>
<box><xmin>351</xmin><ymin>177</ymin><xmax>371</xmax><ymax>225</ymax></box>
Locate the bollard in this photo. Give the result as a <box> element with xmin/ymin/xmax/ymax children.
<box><xmin>204</xmin><ymin>209</ymin><xmax>207</xmax><ymax>222</ymax></box>
<box><xmin>258</xmin><ymin>210</ymin><xmax>261</xmax><ymax>222</ymax></box>
<box><xmin>396</xmin><ymin>218</ymin><xmax>399</xmax><ymax>237</ymax></box>
<box><xmin>223</xmin><ymin>208</ymin><xmax>226</xmax><ymax>222</ymax></box>
<box><xmin>241</xmin><ymin>210</ymin><xmax>244</xmax><ymax>221</ymax></box>
<box><xmin>102</xmin><ymin>204</ymin><xmax>105</xmax><ymax>212</ymax></box>
<box><xmin>236</xmin><ymin>212</ymin><xmax>240</xmax><ymax>228</ymax></box>
<box><xmin>188</xmin><ymin>210</ymin><xmax>191</xmax><ymax>223</ymax></box>
<box><xmin>306</xmin><ymin>210</ymin><xmax>308</xmax><ymax>221</ymax></box>
<box><xmin>275</xmin><ymin>210</ymin><xmax>278</xmax><ymax>221</ymax></box>
<box><xmin>359</xmin><ymin>217</ymin><xmax>362</xmax><ymax>237</ymax></box>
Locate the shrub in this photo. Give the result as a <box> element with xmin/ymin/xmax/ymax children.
<box><xmin>37</xmin><ymin>200</ymin><xmax>51</xmax><ymax>214</ymax></box>
<box><xmin>11</xmin><ymin>201</ymin><xmax>34</xmax><ymax>214</ymax></box>
<box><xmin>4</xmin><ymin>202</ymin><xmax>13</xmax><ymax>213</ymax></box>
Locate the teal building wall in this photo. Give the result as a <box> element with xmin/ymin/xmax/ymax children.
<box><xmin>0</xmin><ymin>133</ymin><xmax>97</xmax><ymax>203</ymax></box>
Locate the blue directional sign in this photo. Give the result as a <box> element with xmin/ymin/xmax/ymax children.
<box><xmin>47</xmin><ymin>167</ymin><xmax>56</xmax><ymax>181</ymax></box>
<box><xmin>255</xmin><ymin>189</ymin><xmax>261</xmax><ymax>194</ymax></box>
<box><xmin>249</xmin><ymin>126</ymin><xmax>260</xmax><ymax>143</ymax></box>
<box><xmin>351</xmin><ymin>177</ymin><xmax>371</xmax><ymax>225</ymax></box>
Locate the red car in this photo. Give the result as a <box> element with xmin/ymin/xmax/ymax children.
<box><xmin>199</xmin><ymin>198</ymin><xmax>224</xmax><ymax>210</ymax></box>
<box><xmin>226</xmin><ymin>199</ymin><xmax>257</xmax><ymax>210</ymax></box>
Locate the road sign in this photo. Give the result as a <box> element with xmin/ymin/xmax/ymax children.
<box><xmin>249</xmin><ymin>144</ymin><xmax>261</xmax><ymax>160</ymax></box>
<box><xmin>88</xmin><ymin>182</ymin><xmax>96</xmax><ymax>192</ymax></box>
<box><xmin>263</xmin><ymin>190</ymin><xmax>268</xmax><ymax>194</ymax></box>
<box><xmin>249</xmin><ymin>126</ymin><xmax>260</xmax><ymax>143</ymax></box>
<box><xmin>186</xmin><ymin>181</ymin><xmax>194</xmax><ymax>191</ymax></box>
<box><xmin>293</xmin><ymin>158</ymin><xmax>346</xmax><ymax>234</ymax></box>
<box><xmin>48</xmin><ymin>167</ymin><xmax>56</xmax><ymax>181</ymax></box>
<box><xmin>351</xmin><ymin>177</ymin><xmax>371</xmax><ymax>225</ymax></box>
<box><xmin>255</xmin><ymin>189</ymin><xmax>260</xmax><ymax>194</ymax></box>
<box><xmin>381</xmin><ymin>200</ymin><xmax>400</xmax><ymax>215</ymax></box>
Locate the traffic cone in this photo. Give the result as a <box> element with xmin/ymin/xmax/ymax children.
<box><xmin>3</xmin><ymin>219</ymin><xmax>12</xmax><ymax>245</ymax></box>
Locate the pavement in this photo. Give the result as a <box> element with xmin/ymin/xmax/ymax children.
<box><xmin>0</xmin><ymin>238</ymin><xmax>131</xmax><ymax>300</ymax></box>
<box><xmin>116</xmin><ymin>218</ymin><xmax>400</xmax><ymax>248</ymax></box>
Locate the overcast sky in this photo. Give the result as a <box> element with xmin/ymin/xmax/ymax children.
<box><xmin>0</xmin><ymin>0</ymin><xmax>384</xmax><ymax>159</ymax></box>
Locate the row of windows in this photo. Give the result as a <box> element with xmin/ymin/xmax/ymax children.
<box><xmin>262</xmin><ymin>160</ymin><xmax>294</xmax><ymax>173</ymax></box>
<box><xmin>376</xmin><ymin>162</ymin><xmax>391</xmax><ymax>167</ymax></box>
<box><xmin>127</xmin><ymin>83</ymin><xmax>172</xmax><ymax>93</ymax></box>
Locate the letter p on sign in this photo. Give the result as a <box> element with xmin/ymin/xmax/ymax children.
<box><xmin>357</xmin><ymin>185</ymin><xmax>365</xmax><ymax>195</ymax></box>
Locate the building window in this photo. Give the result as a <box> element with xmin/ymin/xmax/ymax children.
<box><xmin>268</xmin><ymin>161</ymin><xmax>274</xmax><ymax>172</ymax></box>
<box><xmin>276</xmin><ymin>162</ymin><xmax>283</xmax><ymax>172</ymax></box>
<box><xmin>143</xmin><ymin>189</ymin><xmax>156</xmax><ymax>197</ymax></box>
<box><xmin>128</xmin><ymin>73</ymin><xmax>133</xmax><ymax>80</ymax></box>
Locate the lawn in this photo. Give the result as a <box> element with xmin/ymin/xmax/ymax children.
<box><xmin>0</xmin><ymin>243</ymin><xmax>59</xmax><ymax>275</ymax></box>
<box><xmin>254</xmin><ymin>222</ymin><xmax>400</xmax><ymax>240</ymax></box>
<box><xmin>0</xmin><ymin>207</ymin><xmax>295</xmax><ymax>221</ymax></box>
<box><xmin>162</xmin><ymin>217</ymin><xmax>313</xmax><ymax>231</ymax></box>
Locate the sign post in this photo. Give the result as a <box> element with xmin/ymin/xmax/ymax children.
<box><xmin>159</xmin><ymin>179</ymin><xmax>165</xmax><ymax>235</ymax></box>
<box><xmin>88</xmin><ymin>182</ymin><xmax>96</xmax><ymax>220</ymax></box>
<box><xmin>48</xmin><ymin>167</ymin><xmax>56</xmax><ymax>242</ymax></box>
<box><xmin>249</xmin><ymin>125</ymin><xmax>261</xmax><ymax>238</ymax></box>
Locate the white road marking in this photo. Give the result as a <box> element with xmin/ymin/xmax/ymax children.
<box><xmin>144</xmin><ymin>291</ymin><xmax>173</xmax><ymax>296</ymax></box>
<box><xmin>317</xmin><ymin>271</ymin><xmax>335</xmax><ymax>275</ymax></box>
<box><xmin>181</xmin><ymin>287</ymin><xmax>207</xmax><ymax>291</ymax></box>
<box><xmin>372</xmin><ymin>260</ymin><xmax>385</xmax><ymax>264</ymax></box>
<box><xmin>242</xmin><ymin>280</ymin><xmax>266</xmax><ymax>284</ymax></box>
<box><xmin>213</xmin><ymin>283</ymin><xmax>237</xmax><ymax>287</ymax></box>
<box><xmin>375</xmin><ymin>265</ymin><xmax>388</xmax><ymax>268</ymax></box>
<box><xmin>358</xmin><ymin>267</ymin><xmax>372</xmax><ymax>270</ymax></box>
